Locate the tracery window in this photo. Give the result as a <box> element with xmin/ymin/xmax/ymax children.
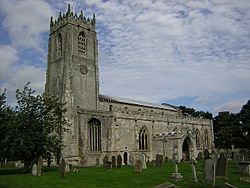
<box><xmin>57</xmin><ymin>33</ymin><xmax>62</xmax><ymax>57</ymax></box>
<box><xmin>78</xmin><ymin>31</ymin><xmax>86</xmax><ymax>56</ymax></box>
<box><xmin>89</xmin><ymin>118</ymin><xmax>101</xmax><ymax>151</ymax></box>
<box><xmin>139</xmin><ymin>127</ymin><xmax>149</xmax><ymax>150</ymax></box>
<box><xmin>196</xmin><ymin>129</ymin><xmax>201</xmax><ymax>149</ymax></box>
<box><xmin>204</xmin><ymin>129</ymin><xmax>209</xmax><ymax>149</ymax></box>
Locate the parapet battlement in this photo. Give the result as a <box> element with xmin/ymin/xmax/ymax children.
<box><xmin>50</xmin><ymin>4</ymin><xmax>96</xmax><ymax>33</ymax></box>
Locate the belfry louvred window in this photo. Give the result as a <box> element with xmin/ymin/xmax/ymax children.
<box><xmin>78</xmin><ymin>31</ymin><xmax>86</xmax><ymax>56</ymax></box>
<box><xmin>57</xmin><ymin>33</ymin><xmax>62</xmax><ymax>57</ymax></box>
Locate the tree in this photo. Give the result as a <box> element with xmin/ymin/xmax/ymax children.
<box><xmin>178</xmin><ymin>106</ymin><xmax>213</xmax><ymax>119</ymax></box>
<box><xmin>0</xmin><ymin>90</ymin><xmax>15</xmax><ymax>166</ymax></box>
<box><xmin>239</xmin><ymin>100</ymin><xmax>250</xmax><ymax>148</ymax></box>
<box><xmin>213</xmin><ymin>111</ymin><xmax>243</xmax><ymax>149</ymax></box>
<box><xmin>5</xmin><ymin>83</ymin><xmax>69</xmax><ymax>171</ymax></box>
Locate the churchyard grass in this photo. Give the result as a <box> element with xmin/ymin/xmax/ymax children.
<box><xmin>0</xmin><ymin>160</ymin><xmax>249</xmax><ymax>188</ymax></box>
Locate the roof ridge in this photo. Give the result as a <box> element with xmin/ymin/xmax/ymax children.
<box><xmin>99</xmin><ymin>94</ymin><xmax>177</xmax><ymax>111</ymax></box>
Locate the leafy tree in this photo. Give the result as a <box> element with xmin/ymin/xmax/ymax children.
<box><xmin>5</xmin><ymin>83</ymin><xmax>69</xmax><ymax>171</ymax></box>
<box><xmin>213</xmin><ymin>111</ymin><xmax>243</xmax><ymax>149</ymax></box>
<box><xmin>239</xmin><ymin>100</ymin><xmax>250</xmax><ymax>148</ymax></box>
<box><xmin>0</xmin><ymin>90</ymin><xmax>15</xmax><ymax>166</ymax></box>
<box><xmin>178</xmin><ymin>105</ymin><xmax>213</xmax><ymax>119</ymax></box>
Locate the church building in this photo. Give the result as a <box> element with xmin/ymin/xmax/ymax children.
<box><xmin>45</xmin><ymin>5</ymin><xmax>214</xmax><ymax>166</ymax></box>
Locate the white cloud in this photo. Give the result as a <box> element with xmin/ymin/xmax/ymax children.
<box><xmin>0</xmin><ymin>0</ymin><xmax>249</xmax><ymax>114</ymax></box>
<box><xmin>0</xmin><ymin>45</ymin><xmax>17</xmax><ymax>79</ymax></box>
<box><xmin>0</xmin><ymin>0</ymin><xmax>54</xmax><ymax>53</ymax></box>
<box><xmin>1</xmin><ymin>65</ymin><xmax>45</xmax><ymax>103</ymax></box>
<box><xmin>213</xmin><ymin>99</ymin><xmax>248</xmax><ymax>114</ymax></box>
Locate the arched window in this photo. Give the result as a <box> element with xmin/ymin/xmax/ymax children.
<box><xmin>57</xmin><ymin>33</ymin><xmax>62</xmax><ymax>57</ymax></box>
<box><xmin>109</xmin><ymin>105</ymin><xmax>113</xmax><ymax>112</ymax></box>
<box><xmin>204</xmin><ymin>129</ymin><xmax>209</xmax><ymax>149</ymax></box>
<box><xmin>139</xmin><ymin>127</ymin><xmax>149</xmax><ymax>150</ymax></box>
<box><xmin>88</xmin><ymin>118</ymin><xmax>101</xmax><ymax>151</ymax></box>
<box><xmin>196</xmin><ymin>129</ymin><xmax>201</xmax><ymax>149</ymax></box>
<box><xmin>78</xmin><ymin>31</ymin><xmax>86</xmax><ymax>56</ymax></box>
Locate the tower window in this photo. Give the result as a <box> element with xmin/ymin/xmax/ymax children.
<box><xmin>57</xmin><ymin>33</ymin><xmax>62</xmax><ymax>57</ymax></box>
<box><xmin>109</xmin><ymin>105</ymin><xmax>113</xmax><ymax>112</ymax></box>
<box><xmin>88</xmin><ymin>118</ymin><xmax>101</xmax><ymax>151</ymax></box>
<box><xmin>204</xmin><ymin>129</ymin><xmax>209</xmax><ymax>149</ymax></box>
<box><xmin>139</xmin><ymin>127</ymin><xmax>149</xmax><ymax>150</ymax></box>
<box><xmin>196</xmin><ymin>129</ymin><xmax>201</xmax><ymax>149</ymax></box>
<box><xmin>78</xmin><ymin>31</ymin><xmax>86</xmax><ymax>56</ymax></box>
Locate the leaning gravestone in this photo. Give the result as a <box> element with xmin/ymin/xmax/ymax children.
<box><xmin>112</xmin><ymin>156</ymin><xmax>116</xmax><ymax>168</ymax></box>
<box><xmin>134</xmin><ymin>160</ymin><xmax>143</xmax><ymax>173</ymax></box>
<box><xmin>204</xmin><ymin>149</ymin><xmax>210</xmax><ymax>160</ymax></box>
<box><xmin>37</xmin><ymin>156</ymin><xmax>43</xmax><ymax>176</ymax></box>
<box><xmin>191</xmin><ymin>160</ymin><xmax>198</xmax><ymax>182</ymax></box>
<box><xmin>32</xmin><ymin>164</ymin><xmax>38</xmax><ymax>176</ymax></box>
<box><xmin>155</xmin><ymin>154</ymin><xmax>164</xmax><ymax>167</ymax></box>
<box><xmin>117</xmin><ymin>155</ymin><xmax>122</xmax><ymax>168</ymax></box>
<box><xmin>59</xmin><ymin>158</ymin><xmax>66</xmax><ymax>178</ymax></box>
<box><xmin>204</xmin><ymin>159</ymin><xmax>216</xmax><ymax>183</ymax></box>
<box><xmin>216</xmin><ymin>152</ymin><xmax>228</xmax><ymax>178</ymax></box>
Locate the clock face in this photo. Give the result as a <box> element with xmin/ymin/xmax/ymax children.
<box><xmin>80</xmin><ymin>65</ymin><xmax>88</xmax><ymax>75</ymax></box>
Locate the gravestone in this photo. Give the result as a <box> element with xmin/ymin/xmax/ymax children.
<box><xmin>151</xmin><ymin>160</ymin><xmax>156</xmax><ymax>167</ymax></box>
<box><xmin>107</xmin><ymin>155</ymin><xmax>112</xmax><ymax>170</ymax></box>
<box><xmin>32</xmin><ymin>164</ymin><xmax>38</xmax><ymax>176</ymax></box>
<box><xmin>141</xmin><ymin>154</ymin><xmax>147</xmax><ymax>169</ymax></box>
<box><xmin>59</xmin><ymin>158</ymin><xmax>66</xmax><ymax>178</ymax></box>
<box><xmin>65</xmin><ymin>163</ymin><xmax>70</xmax><ymax>172</ymax></box>
<box><xmin>204</xmin><ymin>159</ymin><xmax>216</xmax><ymax>183</ymax></box>
<box><xmin>112</xmin><ymin>156</ymin><xmax>116</xmax><ymax>168</ymax></box>
<box><xmin>204</xmin><ymin>149</ymin><xmax>210</xmax><ymax>160</ymax></box>
<box><xmin>37</xmin><ymin>156</ymin><xmax>43</xmax><ymax>176</ymax></box>
<box><xmin>129</xmin><ymin>154</ymin><xmax>134</xmax><ymax>166</ymax></box>
<box><xmin>155</xmin><ymin>182</ymin><xmax>175</xmax><ymax>188</ymax></box>
<box><xmin>117</xmin><ymin>155</ymin><xmax>122</xmax><ymax>168</ymax></box>
<box><xmin>96</xmin><ymin>158</ymin><xmax>100</xmax><ymax>167</ymax></box>
<box><xmin>211</xmin><ymin>151</ymin><xmax>218</xmax><ymax>160</ymax></box>
<box><xmin>216</xmin><ymin>152</ymin><xmax>228</xmax><ymax>178</ymax></box>
<box><xmin>134</xmin><ymin>160</ymin><xmax>142</xmax><ymax>173</ymax></box>
<box><xmin>155</xmin><ymin>154</ymin><xmax>164</xmax><ymax>167</ymax></box>
<box><xmin>191</xmin><ymin>160</ymin><xmax>198</xmax><ymax>182</ymax></box>
<box><xmin>15</xmin><ymin>161</ymin><xmax>22</xmax><ymax>168</ymax></box>
<box><xmin>197</xmin><ymin>152</ymin><xmax>203</xmax><ymax>160</ymax></box>
<box><xmin>170</xmin><ymin>160</ymin><xmax>183</xmax><ymax>181</ymax></box>
<box><xmin>103</xmin><ymin>156</ymin><xmax>108</xmax><ymax>168</ymax></box>
<box><xmin>69</xmin><ymin>164</ymin><xmax>73</xmax><ymax>171</ymax></box>
<box><xmin>146</xmin><ymin>160</ymin><xmax>151</xmax><ymax>167</ymax></box>
<box><xmin>238</xmin><ymin>161</ymin><xmax>250</xmax><ymax>176</ymax></box>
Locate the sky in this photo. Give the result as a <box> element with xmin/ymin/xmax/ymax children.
<box><xmin>0</xmin><ymin>0</ymin><xmax>250</xmax><ymax>115</ymax></box>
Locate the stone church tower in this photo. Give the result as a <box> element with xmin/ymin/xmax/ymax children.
<box><xmin>46</xmin><ymin>5</ymin><xmax>214</xmax><ymax>166</ymax></box>
<box><xmin>46</xmin><ymin>4</ymin><xmax>99</xmax><ymax>159</ymax></box>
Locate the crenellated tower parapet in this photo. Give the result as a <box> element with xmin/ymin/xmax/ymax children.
<box><xmin>50</xmin><ymin>4</ymin><xmax>96</xmax><ymax>33</ymax></box>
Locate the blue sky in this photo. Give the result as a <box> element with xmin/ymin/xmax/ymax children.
<box><xmin>0</xmin><ymin>0</ymin><xmax>250</xmax><ymax>115</ymax></box>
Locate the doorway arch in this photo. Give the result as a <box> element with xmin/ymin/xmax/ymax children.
<box><xmin>182</xmin><ymin>136</ymin><xmax>193</xmax><ymax>161</ymax></box>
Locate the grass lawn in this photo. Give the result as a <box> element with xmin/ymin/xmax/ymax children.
<box><xmin>0</xmin><ymin>160</ymin><xmax>249</xmax><ymax>188</ymax></box>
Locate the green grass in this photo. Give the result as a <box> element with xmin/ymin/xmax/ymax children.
<box><xmin>0</xmin><ymin>160</ymin><xmax>249</xmax><ymax>188</ymax></box>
